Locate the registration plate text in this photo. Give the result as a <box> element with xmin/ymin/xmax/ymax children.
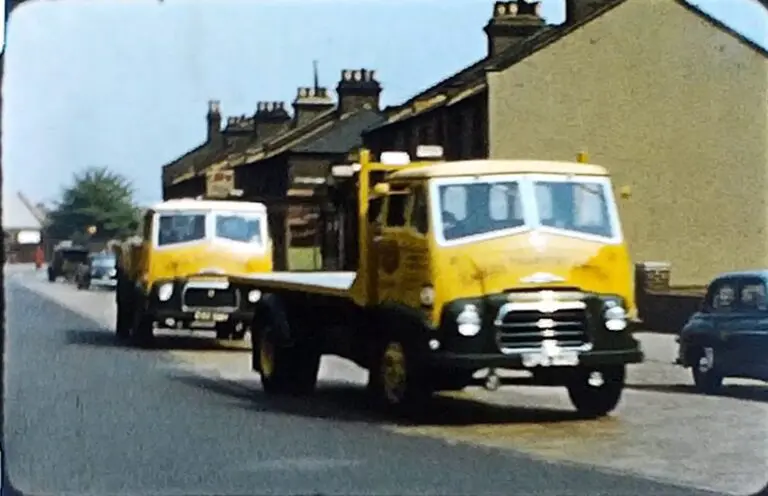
<box><xmin>193</xmin><ymin>311</ymin><xmax>229</xmax><ymax>322</ymax></box>
<box><xmin>522</xmin><ymin>350</ymin><xmax>579</xmax><ymax>368</ymax></box>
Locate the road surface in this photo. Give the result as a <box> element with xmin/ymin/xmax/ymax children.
<box><xmin>4</xmin><ymin>266</ymin><xmax>766</xmax><ymax>495</ymax></box>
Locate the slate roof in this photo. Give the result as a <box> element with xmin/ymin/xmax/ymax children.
<box><xmin>204</xmin><ymin>106</ymin><xmax>385</xmax><ymax>173</ymax></box>
<box><xmin>3</xmin><ymin>191</ymin><xmax>43</xmax><ymax>230</ymax></box>
<box><xmin>162</xmin><ymin>117</ymin><xmax>255</xmax><ymax>186</ymax></box>
<box><xmin>291</xmin><ymin>109</ymin><xmax>385</xmax><ymax>154</ymax></box>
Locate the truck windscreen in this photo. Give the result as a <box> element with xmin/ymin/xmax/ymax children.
<box><xmin>439</xmin><ymin>181</ymin><xmax>524</xmax><ymax>241</ymax></box>
<box><xmin>214</xmin><ymin>213</ymin><xmax>264</xmax><ymax>245</ymax></box>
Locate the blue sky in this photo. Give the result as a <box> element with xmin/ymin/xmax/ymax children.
<box><xmin>2</xmin><ymin>0</ymin><xmax>767</xmax><ymax>208</ymax></box>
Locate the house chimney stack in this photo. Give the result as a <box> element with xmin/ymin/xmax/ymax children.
<box><xmin>206</xmin><ymin>100</ymin><xmax>223</xmax><ymax>146</ymax></box>
<box><xmin>564</xmin><ymin>0</ymin><xmax>605</xmax><ymax>25</ymax></box>
<box><xmin>253</xmin><ymin>101</ymin><xmax>292</xmax><ymax>144</ymax></box>
<box><xmin>335</xmin><ymin>69</ymin><xmax>382</xmax><ymax>115</ymax></box>
<box><xmin>292</xmin><ymin>86</ymin><xmax>335</xmax><ymax>128</ymax></box>
<box><xmin>483</xmin><ymin>1</ymin><xmax>545</xmax><ymax>58</ymax></box>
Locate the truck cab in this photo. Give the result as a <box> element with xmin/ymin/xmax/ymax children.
<box><xmin>115</xmin><ymin>199</ymin><xmax>273</xmax><ymax>346</ymax></box>
<box><xmin>240</xmin><ymin>147</ymin><xmax>643</xmax><ymax>419</ymax></box>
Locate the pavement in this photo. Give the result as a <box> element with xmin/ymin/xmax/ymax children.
<box><xmin>4</xmin><ymin>265</ymin><xmax>767</xmax><ymax>495</ymax></box>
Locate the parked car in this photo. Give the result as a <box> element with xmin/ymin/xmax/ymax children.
<box><xmin>47</xmin><ymin>246</ymin><xmax>89</xmax><ymax>282</ymax></box>
<box><xmin>75</xmin><ymin>252</ymin><xmax>117</xmax><ymax>290</ymax></box>
<box><xmin>676</xmin><ymin>270</ymin><xmax>768</xmax><ymax>394</ymax></box>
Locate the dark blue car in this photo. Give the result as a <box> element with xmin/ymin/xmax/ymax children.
<box><xmin>676</xmin><ymin>270</ymin><xmax>768</xmax><ymax>394</ymax></box>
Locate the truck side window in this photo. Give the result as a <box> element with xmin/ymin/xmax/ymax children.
<box><xmin>410</xmin><ymin>187</ymin><xmax>429</xmax><ymax>234</ymax></box>
<box><xmin>386</xmin><ymin>194</ymin><xmax>408</xmax><ymax>227</ymax></box>
<box><xmin>368</xmin><ymin>197</ymin><xmax>383</xmax><ymax>224</ymax></box>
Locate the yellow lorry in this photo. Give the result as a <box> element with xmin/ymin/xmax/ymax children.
<box><xmin>114</xmin><ymin>198</ymin><xmax>273</xmax><ymax>346</ymax></box>
<box><xmin>231</xmin><ymin>147</ymin><xmax>643</xmax><ymax>418</ymax></box>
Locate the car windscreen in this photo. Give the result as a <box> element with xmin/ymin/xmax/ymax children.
<box><xmin>157</xmin><ymin>213</ymin><xmax>206</xmax><ymax>246</ymax></box>
<box><xmin>214</xmin><ymin>213</ymin><xmax>264</xmax><ymax>245</ymax></box>
<box><xmin>90</xmin><ymin>255</ymin><xmax>116</xmax><ymax>268</ymax></box>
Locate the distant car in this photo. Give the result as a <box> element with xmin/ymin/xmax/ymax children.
<box><xmin>676</xmin><ymin>270</ymin><xmax>768</xmax><ymax>394</ymax></box>
<box><xmin>47</xmin><ymin>246</ymin><xmax>89</xmax><ymax>282</ymax></box>
<box><xmin>75</xmin><ymin>252</ymin><xmax>117</xmax><ymax>290</ymax></box>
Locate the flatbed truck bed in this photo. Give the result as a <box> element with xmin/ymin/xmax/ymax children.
<box><xmin>235</xmin><ymin>271</ymin><xmax>356</xmax><ymax>295</ymax></box>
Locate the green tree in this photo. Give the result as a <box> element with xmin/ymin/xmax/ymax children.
<box><xmin>46</xmin><ymin>166</ymin><xmax>140</xmax><ymax>242</ymax></box>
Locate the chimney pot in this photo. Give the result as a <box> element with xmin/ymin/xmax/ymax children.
<box><xmin>565</xmin><ymin>0</ymin><xmax>604</xmax><ymax>25</ymax></box>
<box><xmin>208</xmin><ymin>99</ymin><xmax>221</xmax><ymax>114</ymax></box>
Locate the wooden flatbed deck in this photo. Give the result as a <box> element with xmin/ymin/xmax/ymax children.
<box><xmin>233</xmin><ymin>271</ymin><xmax>357</xmax><ymax>296</ymax></box>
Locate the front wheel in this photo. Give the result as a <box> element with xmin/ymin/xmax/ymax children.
<box><xmin>367</xmin><ymin>337</ymin><xmax>432</xmax><ymax>418</ymax></box>
<box><xmin>566</xmin><ymin>365</ymin><xmax>625</xmax><ymax>418</ymax></box>
<box><xmin>130</xmin><ymin>300</ymin><xmax>155</xmax><ymax>348</ymax></box>
<box><xmin>256</xmin><ymin>328</ymin><xmax>320</xmax><ymax>396</ymax></box>
<box><xmin>692</xmin><ymin>347</ymin><xmax>723</xmax><ymax>395</ymax></box>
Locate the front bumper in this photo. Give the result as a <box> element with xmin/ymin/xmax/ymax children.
<box><xmin>151</xmin><ymin>308</ymin><xmax>254</xmax><ymax>325</ymax></box>
<box><xmin>426</xmin><ymin>348</ymin><xmax>644</xmax><ymax>371</ymax></box>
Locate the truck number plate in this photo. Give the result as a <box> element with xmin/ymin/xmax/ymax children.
<box><xmin>194</xmin><ymin>311</ymin><xmax>229</xmax><ymax>322</ymax></box>
<box><xmin>522</xmin><ymin>350</ymin><xmax>579</xmax><ymax>368</ymax></box>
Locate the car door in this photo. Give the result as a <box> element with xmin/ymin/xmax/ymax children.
<box><xmin>726</xmin><ymin>277</ymin><xmax>768</xmax><ymax>375</ymax></box>
<box><xmin>690</xmin><ymin>278</ymin><xmax>739</xmax><ymax>353</ymax></box>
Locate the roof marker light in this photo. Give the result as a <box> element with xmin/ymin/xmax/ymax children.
<box><xmin>415</xmin><ymin>145</ymin><xmax>444</xmax><ymax>159</ymax></box>
<box><xmin>380</xmin><ymin>151</ymin><xmax>411</xmax><ymax>166</ymax></box>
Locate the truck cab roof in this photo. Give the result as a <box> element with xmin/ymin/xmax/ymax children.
<box><xmin>150</xmin><ymin>199</ymin><xmax>267</xmax><ymax>213</ymax></box>
<box><xmin>388</xmin><ymin>159</ymin><xmax>609</xmax><ymax>180</ymax></box>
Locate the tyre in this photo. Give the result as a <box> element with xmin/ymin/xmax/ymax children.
<box><xmin>114</xmin><ymin>283</ymin><xmax>131</xmax><ymax>340</ymax></box>
<box><xmin>216</xmin><ymin>326</ymin><xmax>233</xmax><ymax>341</ymax></box>
<box><xmin>692</xmin><ymin>347</ymin><xmax>723</xmax><ymax>395</ymax></box>
<box><xmin>47</xmin><ymin>270</ymin><xmax>56</xmax><ymax>282</ymax></box>
<box><xmin>256</xmin><ymin>326</ymin><xmax>320</xmax><ymax>396</ymax></box>
<box><xmin>130</xmin><ymin>298</ymin><xmax>155</xmax><ymax>348</ymax></box>
<box><xmin>566</xmin><ymin>365</ymin><xmax>625</xmax><ymax>418</ymax></box>
<box><xmin>367</xmin><ymin>336</ymin><xmax>432</xmax><ymax>418</ymax></box>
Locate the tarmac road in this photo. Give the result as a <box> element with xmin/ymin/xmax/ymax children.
<box><xmin>4</xmin><ymin>266</ymin><xmax>764</xmax><ymax>495</ymax></box>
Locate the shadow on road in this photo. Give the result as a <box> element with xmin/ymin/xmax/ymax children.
<box><xmin>64</xmin><ymin>328</ymin><xmax>251</xmax><ymax>353</ymax></box>
<box><xmin>627</xmin><ymin>382</ymin><xmax>768</xmax><ymax>403</ymax></box>
<box><xmin>172</xmin><ymin>373</ymin><xmax>587</xmax><ymax>427</ymax></box>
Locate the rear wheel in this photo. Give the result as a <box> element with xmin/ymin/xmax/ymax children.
<box><xmin>256</xmin><ymin>327</ymin><xmax>320</xmax><ymax>396</ymax></box>
<box><xmin>47</xmin><ymin>270</ymin><xmax>56</xmax><ymax>282</ymax></box>
<box><xmin>566</xmin><ymin>365</ymin><xmax>625</xmax><ymax>418</ymax></box>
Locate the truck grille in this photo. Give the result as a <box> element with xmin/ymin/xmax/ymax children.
<box><xmin>494</xmin><ymin>300</ymin><xmax>589</xmax><ymax>352</ymax></box>
<box><xmin>182</xmin><ymin>287</ymin><xmax>239</xmax><ymax>309</ymax></box>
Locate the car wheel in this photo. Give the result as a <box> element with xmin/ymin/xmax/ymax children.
<box><xmin>692</xmin><ymin>347</ymin><xmax>723</xmax><ymax>395</ymax></box>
